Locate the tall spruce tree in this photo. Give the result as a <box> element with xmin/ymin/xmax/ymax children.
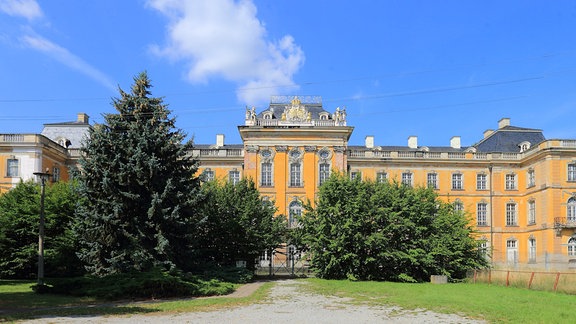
<box><xmin>75</xmin><ymin>72</ymin><xmax>202</xmax><ymax>276</ymax></box>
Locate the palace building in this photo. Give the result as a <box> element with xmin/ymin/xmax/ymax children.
<box><xmin>195</xmin><ymin>96</ymin><xmax>576</xmax><ymax>271</ymax></box>
<box><xmin>3</xmin><ymin>97</ymin><xmax>576</xmax><ymax>271</ymax></box>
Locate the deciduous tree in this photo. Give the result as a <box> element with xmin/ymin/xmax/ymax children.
<box><xmin>297</xmin><ymin>174</ymin><xmax>487</xmax><ymax>282</ymax></box>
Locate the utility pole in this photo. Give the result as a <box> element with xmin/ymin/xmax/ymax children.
<box><xmin>33</xmin><ymin>169</ymin><xmax>51</xmax><ymax>286</ymax></box>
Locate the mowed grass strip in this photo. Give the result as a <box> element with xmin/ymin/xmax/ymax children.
<box><xmin>0</xmin><ymin>280</ymin><xmax>273</xmax><ymax>322</ymax></box>
<box><xmin>303</xmin><ymin>278</ymin><xmax>576</xmax><ymax>323</ymax></box>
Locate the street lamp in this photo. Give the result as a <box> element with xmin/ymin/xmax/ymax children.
<box><xmin>33</xmin><ymin>168</ymin><xmax>51</xmax><ymax>286</ymax></box>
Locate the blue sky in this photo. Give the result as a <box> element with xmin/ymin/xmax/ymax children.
<box><xmin>1</xmin><ymin>0</ymin><xmax>575</xmax><ymax>147</ymax></box>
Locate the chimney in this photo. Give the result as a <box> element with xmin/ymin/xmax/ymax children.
<box><xmin>498</xmin><ymin>118</ymin><xmax>510</xmax><ymax>129</ymax></box>
<box><xmin>216</xmin><ymin>134</ymin><xmax>225</xmax><ymax>147</ymax></box>
<box><xmin>77</xmin><ymin>113</ymin><xmax>89</xmax><ymax>124</ymax></box>
<box><xmin>483</xmin><ymin>129</ymin><xmax>494</xmax><ymax>138</ymax></box>
<box><xmin>450</xmin><ymin>136</ymin><xmax>461</xmax><ymax>149</ymax></box>
<box><xmin>408</xmin><ymin>136</ymin><xmax>418</xmax><ymax>149</ymax></box>
<box><xmin>365</xmin><ymin>135</ymin><xmax>374</xmax><ymax>149</ymax></box>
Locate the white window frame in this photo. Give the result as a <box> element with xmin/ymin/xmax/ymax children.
<box><xmin>290</xmin><ymin>162</ymin><xmax>302</xmax><ymax>187</ymax></box>
<box><xmin>568</xmin><ymin>197</ymin><xmax>576</xmax><ymax>222</ymax></box>
<box><xmin>203</xmin><ymin>168</ymin><xmax>215</xmax><ymax>182</ymax></box>
<box><xmin>528</xmin><ymin>200</ymin><xmax>536</xmax><ymax>225</ymax></box>
<box><xmin>350</xmin><ymin>171</ymin><xmax>361</xmax><ymax>181</ymax></box>
<box><xmin>528</xmin><ymin>238</ymin><xmax>536</xmax><ymax>263</ymax></box>
<box><xmin>261</xmin><ymin>162</ymin><xmax>273</xmax><ymax>187</ymax></box>
<box><xmin>401</xmin><ymin>172</ymin><xmax>412</xmax><ymax>186</ymax></box>
<box><xmin>6</xmin><ymin>158</ymin><xmax>18</xmax><ymax>177</ymax></box>
<box><xmin>229</xmin><ymin>170</ymin><xmax>240</xmax><ymax>185</ymax></box>
<box><xmin>288</xmin><ymin>201</ymin><xmax>302</xmax><ymax>228</ymax></box>
<box><xmin>505</xmin><ymin>173</ymin><xmax>517</xmax><ymax>190</ymax></box>
<box><xmin>507</xmin><ymin>239</ymin><xmax>518</xmax><ymax>264</ymax></box>
<box><xmin>477</xmin><ymin>202</ymin><xmax>488</xmax><ymax>226</ymax></box>
<box><xmin>506</xmin><ymin>203</ymin><xmax>517</xmax><ymax>226</ymax></box>
<box><xmin>454</xmin><ymin>200</ymin><xmax>464</xmax><ymax>212</ymax></box>
<box><xmin>319</xmin><ymin>162</ymin><xmax>330</xmax><ymax>186</ymax></box>
<box><xmin>569</xmin><ymin>237</ymin><xmax>576</xmax><ymax>256</ymax></box>
<box><xmin>527</xmin><ymin>169</ymin><xmax>535</xmax><ymax>188</ymax></box>
<box><xmin>568</xmin><ymin>163</ymin><xmax>576</xmax><ymax>182</ymax></box>
<box><xmin>427</xmin><ymin>173</ymin><xmax>438</xmax><ymax>189</ymax></box>
<box><xmin>452</xmin><ymin>173</ymin><xmax>463</xmax><ymax>190</ymax></box>
<box><xmin>376</xmin><ymin>172</ymin><xmax>387</xmax><ymax>183</ymax></box>
<box><xmin>52</xmin><ymin>166</ymin><xmax>60</xmax><ymax>182</ymax></box>
<box><xmin>476</xmin><ymin>173</ymin><xmax>487</xmax><ymax>190</ymax></box>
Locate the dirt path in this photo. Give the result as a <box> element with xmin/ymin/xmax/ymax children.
<box><xmin>20</xmin><ymin>280</ymin><xmax>486</xmax><ymax>323</ymax></box>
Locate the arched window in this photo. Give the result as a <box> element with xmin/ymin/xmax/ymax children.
<box><xmin>288</xmin><ymin>201</ymin><xmax>302</xmax><ymax>228</ymax></box>
<box><xmin>568</xmin><ymin>197</ymin><xmax>576</xmax><ymax>222</ymax></box>
<box><xmin>568</xmin><ymin>237</ymin><xmax>576</xmax><ymax>256</ymax></box>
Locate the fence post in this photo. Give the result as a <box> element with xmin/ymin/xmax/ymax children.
<box><xmin>488</xmin><ymin>269</ymin><xmax>492</xmax><ymax>284</ymax></box>
<box><xmin>554</xmin><ymin>272</ymin><xmax>561</xmax><ymax>292</ymax></box>
<box><xmin>528</xmin><ymin>272</ymin><xmax>535</xmax><ymax>289</ymax></box>
<box><xmin>473</xmin><ymin>269</ymin><xmax>477</xmax><ymax>283</ymax></box>
<box><xmin>506</xmin><ymin>270</ymin><xmax>510</xmax><ymax>287</ymax></box>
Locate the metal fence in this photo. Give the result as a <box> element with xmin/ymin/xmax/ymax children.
<box><xmin>469</xmin><ymin>269</ymin><xmax>576</xmax><ymax>294</ymax></box>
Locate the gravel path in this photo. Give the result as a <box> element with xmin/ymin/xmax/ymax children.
<box><xmin>22</xmin><ymin>280</ymin><xmax>486</xmax><ymax>323</ymax></box>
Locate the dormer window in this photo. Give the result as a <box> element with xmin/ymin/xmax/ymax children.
<box><xmin>262</xmin><ymin>111</ymin><xmax>274</xmax><ymax>119</ymax></box>
<box><xmin>519</xmin><ymin>141</ymin><xmax>531</xmax><ymax>153</ymax></box>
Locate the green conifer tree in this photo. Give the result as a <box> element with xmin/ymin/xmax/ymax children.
<box><xmin>75</xmin><ymin>72</ymin><xmax>202</xmax><ymax>276</ymax></box>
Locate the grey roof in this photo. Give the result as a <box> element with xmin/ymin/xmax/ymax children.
<box><xmin>473</xmin><ymin>126</ymin><xmax>545</xmax><ymax>153</ymax></box>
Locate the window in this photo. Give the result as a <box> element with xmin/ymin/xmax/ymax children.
<box><xmin>505</xmin><ymin>174</ymin><xmax>517</xmax><ymax>190</ymax></box>
<box><xmin>52</xmin><ymin>167</ymin><xmax>60</xmax><ymax>182</ymax></box>
<box><xmin>528</xmin><ymin>200</ymin><xmax>536</xmax><ymax>225</ymax></box>
<box><xmin>427</xmin><ymin>173</ymin><xmax>438</xmax><ymax>189</ymax></box>
<box><xmin>478</xmin><ymin>240</ymin><xmax>489</xmax><ymax>259</ymax></box>
<box><xmin>376</xmin><ymin>172</ymin><xmax>387</xmax><ymax>183</ymax></box>
<box><xmin>569</xmin><ymin>163</ymin><xmax>576</xmax><ymax>181</ymax></box>
<box><xmin>6</xmin><ymin>158</ymin><xmax>18</xmax><ymax>177</ymax></box>
<box><xmin>261</xmin><ymin>162</ymin><xmax>272</xmax><ymax>186</ymax></box>
<box><xmin>452</xmin><ymin>173</ymin><xmax>463</xmax><ymax>190</ymax></box>
<box><xmin>229</xmin><ymin>170</ymin><xmax>240</xmax><ymax>185</ymax></box>
<box><xmin>290</xmin><ymin>163</ymin><xmax>302</xmax><ymax>187</ymax></box>
<box><xmin>507</xmin><ymin>239</ymin><xmax>518</xmax><ymax>264</ymax></box>
<box><xmin>401</xmin><ymin>172</ymin><xmax>412</xmax><ymax>186</ymax></box>
<box><xmin>350</xmin><ymin>171</ymin><xmax>361</xmax><ymax>181</ymax></box>
<box><xmin>288</xmin><ymin>201</ymin><xmax>302</xmax><ymax>228</ymax></box>
<box><xmin>454</xmin><ymin>200</ymin><xmax>464</xmax><ymax>212</ymax></box>
<box><xmin>568</xmin><ymin>237</ymin><xmax>576</xmax><ymax>256</ymax></box>
<box><xmin>476</xmin><ymin>173</ymin><xmax>487</xmax><ymax>190</ymax></box>
<box><xmin>528</xmin><ymin>238</ymin><xmax>536</xmax><ymax>263</ymax></box>
<box><xmin>319</xmin><ymin>163</ymin><xmax>330</xmax><ymax>186</ymax></box>
<box><xmin>203</xmin><ymin>169</ymin><xmax>214</xmax><ymax>182</ymax></box>
<box><xmin>527</xmin><ymin>169</ymin><xmax>535</xmax><ymax>187</ymax></box>
<box><xmin>477</xmin><ymin>202</ymin><xmax>488</xmax><ymax>226</ymax></box>
<box><xmin>567</xmin><ymin>197</ymin><xmax>576</xmax><ymax>222</ymax></box>
<box><xmin>506</xmin><ymin>203</ymin><xmax>517</xmax><ymax>226</ymax></box>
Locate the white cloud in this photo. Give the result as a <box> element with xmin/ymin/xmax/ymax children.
<box><xmin>148</xmin><ymin>0</ymin><xmax>304</xmax><ymax>105</ymax></box>
<box><xmin>0</xmin><ymin>0</ymin><xmax>43</xmax><ymax>20</ymax></box>
<box><xmin>21</xmin><ymin>34</ymin><xmax>116</xmax><ymax>91</ymax></box>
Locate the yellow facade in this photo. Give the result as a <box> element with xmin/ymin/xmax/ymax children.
<box><xmin>0</xmin><ymin>114</ymin><xmax>90</xmax><ymax>193</ymax></box>
<box><xmin>3</xmin><ymin>105</ymin><xmax>576</xmax><ymax>271</ymax></box>
<box><xmin>195</xmin><ymin>96</ymin><xmax>576</xmax><ymax>271</ymax></box>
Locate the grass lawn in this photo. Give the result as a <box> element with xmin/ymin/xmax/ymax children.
<box><xmin>2</xmin><ymin>278</ymin><xmax>576</xmax><ymax>323</ymax></box>
<box><xmin>303</xmin><ymin>278</ymin><xmax>576</xmax><ymax>323</ymax></box>
<box><xmin>0</xmin><ymin>279</ymin><xmax>272</xmax><ymax>322</ymax></box>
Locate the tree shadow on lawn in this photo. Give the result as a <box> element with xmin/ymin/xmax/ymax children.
<box><xmin>0</xmin><ymin>291</ymin><xmax>159</xmax><ymax>322</ymax></box>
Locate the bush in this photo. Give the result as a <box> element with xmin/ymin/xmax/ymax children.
<box><xmin>41</xmin><ymin>268</ymin><xmax>235</xmax><ymax>300</ymax></box>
